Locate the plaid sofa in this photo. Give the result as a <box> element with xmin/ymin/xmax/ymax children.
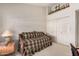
<box><xmin>18</xmin><ymin>31</ymin><xmax>52</xmax><ymax>56</ymax></box>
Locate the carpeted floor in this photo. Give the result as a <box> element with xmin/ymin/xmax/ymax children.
<box><xmin>34</xmin><ymin>43</ymin><xmax>72</xmax><ymax>56</ymax></box>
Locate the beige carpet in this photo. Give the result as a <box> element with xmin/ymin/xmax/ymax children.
<box><xmin>15</xmin><ymin>42</ymin><xmax>72</xmax><ymax>56</ymax></box>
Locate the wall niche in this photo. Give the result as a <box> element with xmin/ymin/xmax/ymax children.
<box><xmin>48</xmin><ymin>3</ymin><xmax>70</xmax><ymax>15</ymax></box>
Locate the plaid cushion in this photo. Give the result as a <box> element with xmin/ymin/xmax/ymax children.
<box><xmin>22</xmin><ymin>32</ymin><xmax>28</xmax><ymax>39</ymax></box>
<box><xmin>22</xmin><ymin>31</ymin><xmax>36</xmax><ymax>39</ymax></box>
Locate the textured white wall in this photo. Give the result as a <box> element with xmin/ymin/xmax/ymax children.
<box><xmin>0</xmin><ymin>4</ymin><xmax>46</xmax><ymax>39</ymax></box>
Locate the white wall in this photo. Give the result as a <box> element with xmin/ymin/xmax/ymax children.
<box><xmin>75</xmin><ymin>11</ymin><xmax>79</xmax><ymax>47</ymax></box>
<box><xmin>47</xmin><ymin>3</ymin><xmax>78</xmax><ymax>46</ymax></box>
<box><xmin>0</xmin><ymin>15</ymin><xmax>3</xmax><ymax>32</ymax></box>
<box><xmin>0</xmin><ymin>4</ymin><xmax>46</xmax><ymax>39</ymax></box>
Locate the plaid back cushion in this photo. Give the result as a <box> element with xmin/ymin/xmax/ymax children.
<box><xmin>22</xmin><ymin>32</ymin><xmax>28</xmax><ymax>39</ymax></box>
<box><xmin>34</xmin><ymin>32</ymin><xmax>44</xmax><ymax>38</ymax></box>
<box><xmin>21</xmin><ymin>32</ymin><xmax>36</xmax><ymax>39</ymax></box>
<box><xmin>21</xmin><ymin>31</ymin><xmax>45</xmax><ymax>39</ymax></box>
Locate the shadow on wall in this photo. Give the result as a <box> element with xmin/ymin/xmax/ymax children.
<box><xmin>50</xmin><ymin>35</ymin><xmax>57</xmax><ymax>42</ymax></box>
<box><xmin>46</xmin><ymin>33</ymin><xmax>57</xmax><ymax>42</ymax></box>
